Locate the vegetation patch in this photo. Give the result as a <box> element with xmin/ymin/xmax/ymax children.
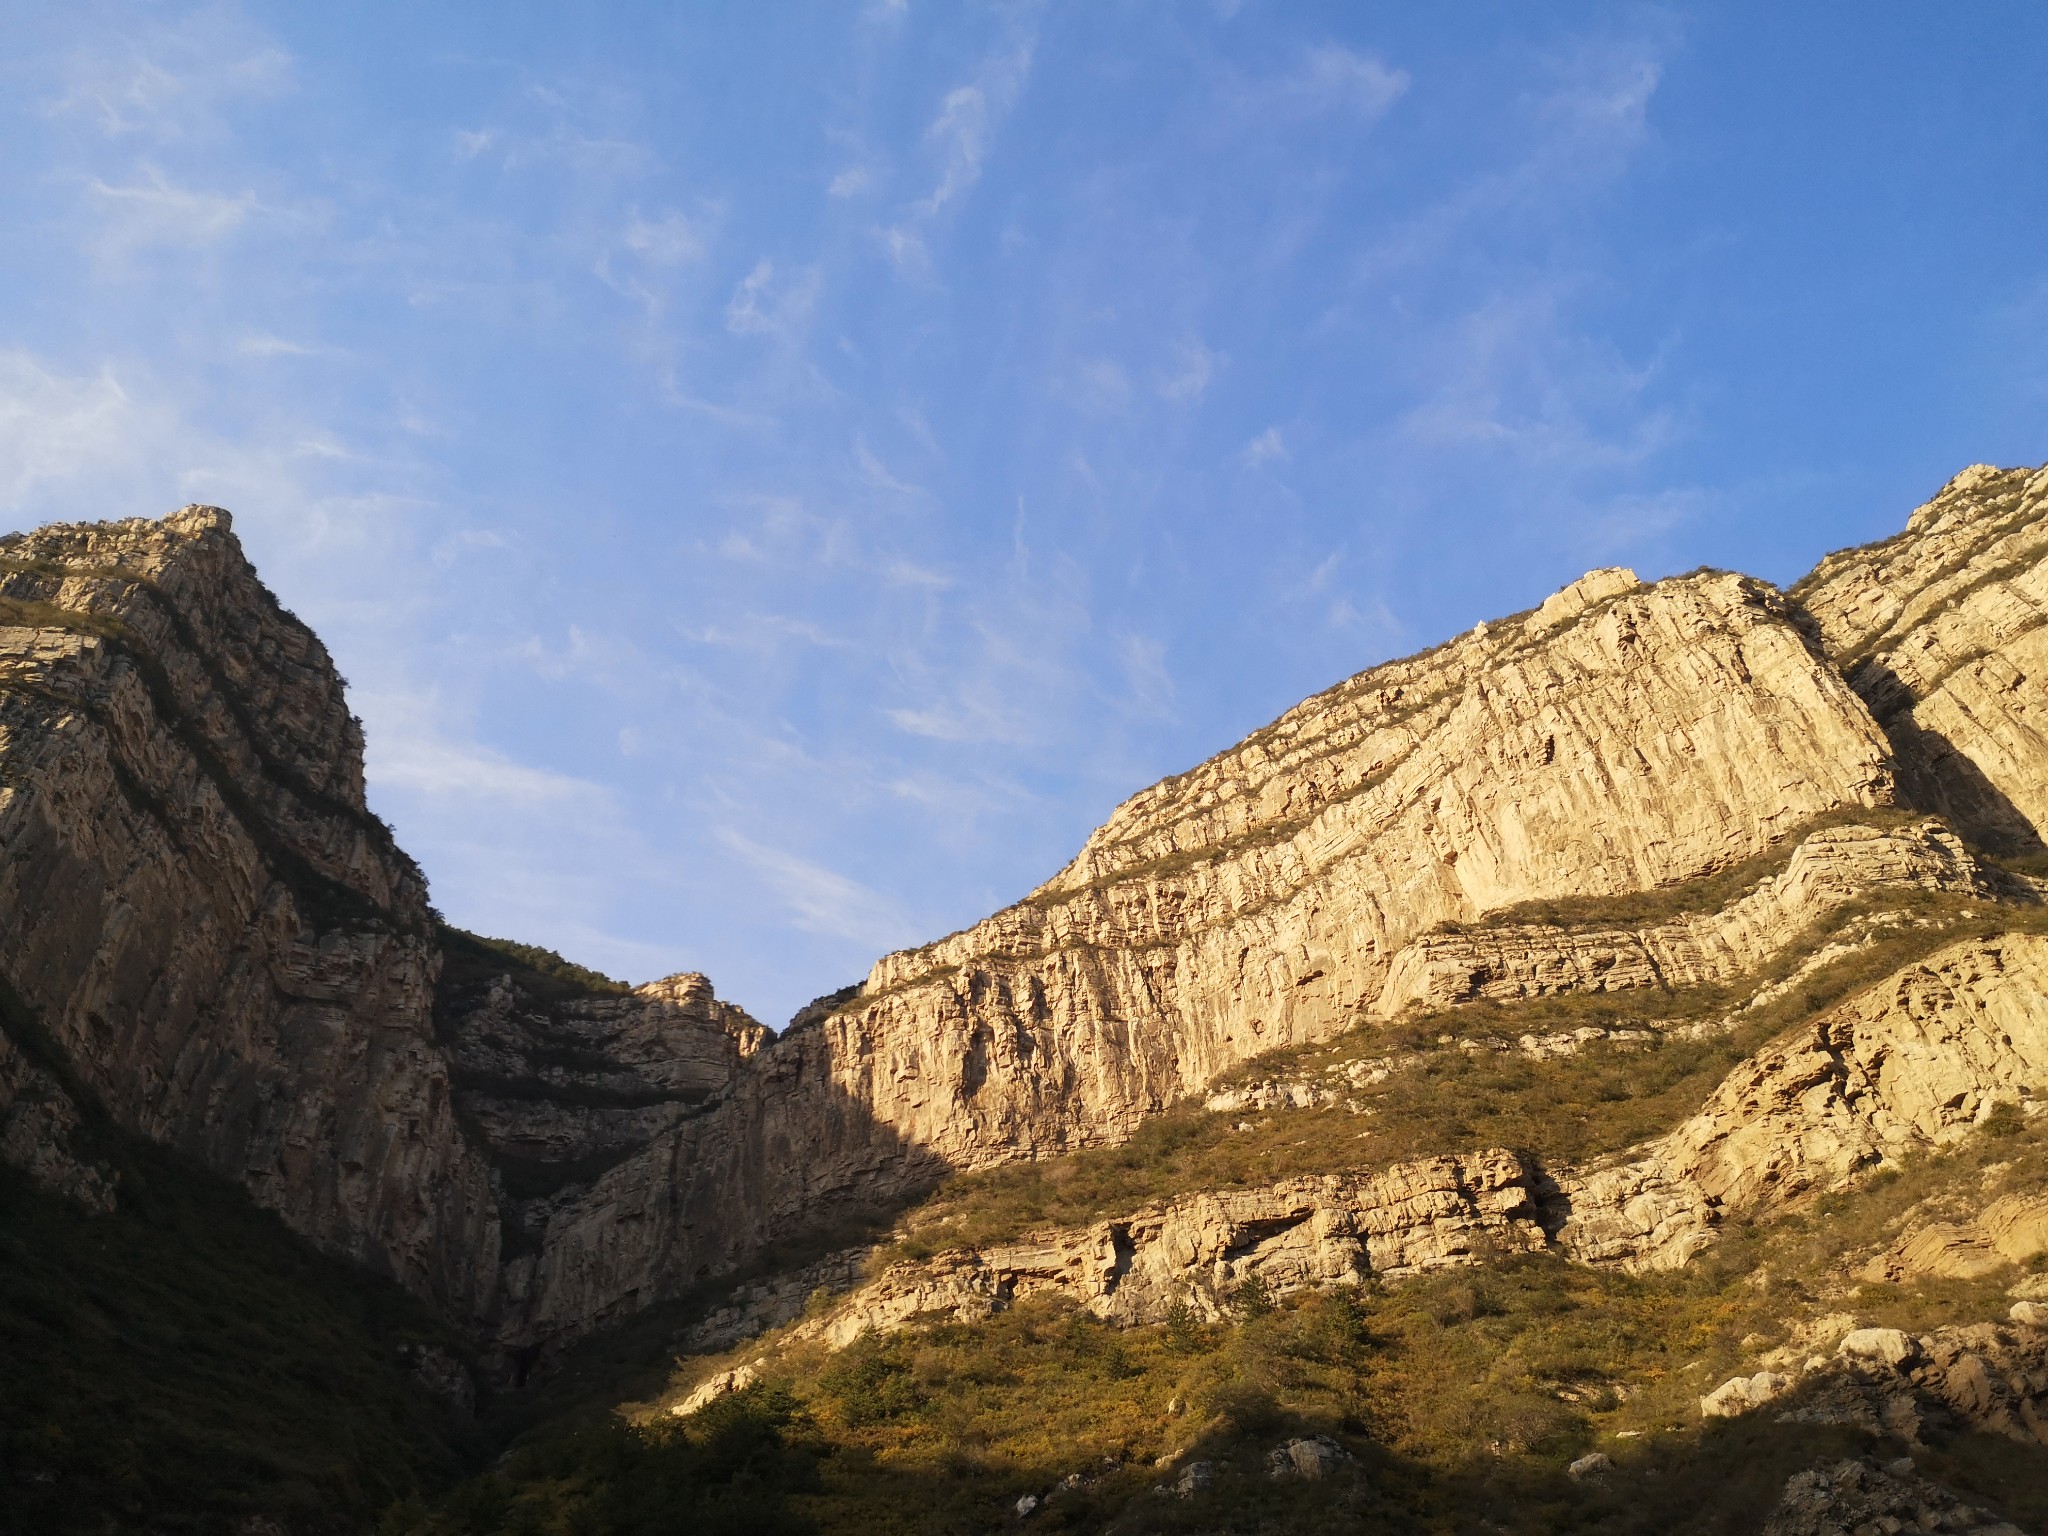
<box><xmin>412</xmin><ymin>1111</ymin><xmax>2048</xmax><ymax>1534</ymax></box>
<box><xmin>436</xmin><ymin>927</ymin><xmax>633</xmax><ymax>1006</ymax></box>
<box><xmin>380</xmin><ymin>1385</ymin><xmax>818</xmax><ymax>1536</ymax></box>
<box><xmin>0</xmin><ymin>1138</ymin><xmax>477</xmax><ymax>1534</ymax></box>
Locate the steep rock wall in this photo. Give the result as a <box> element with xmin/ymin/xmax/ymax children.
<box><xmin>814</xmin><ymin>569</ymin><xmax>1895</xmax><ymax>1169</ymax></box>
<box><xmin>1377</xmin><ymin>816</ymin><xmax>2021</xmax><ymax>1014</ymax></box>
<box><xmin>1797</xmin><ymin>462</ymin><xmax>2048</xmax><ymax>854</ymax></box>
<box><xmin>0</xmin><ymin>508</ymin><xmax>502</xmax><ymax>1318</ymax></box>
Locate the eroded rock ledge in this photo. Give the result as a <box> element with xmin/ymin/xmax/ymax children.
<box><xmin>752</xmin><ymin>931</ymin><xmax>2048</xmax><ymax>1356</ymax></box>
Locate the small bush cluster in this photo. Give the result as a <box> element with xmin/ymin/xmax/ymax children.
<box><xmin>380</xmin><ymin>1385</ymin><xmax>818</xmax><ymax>1536</ymax></box>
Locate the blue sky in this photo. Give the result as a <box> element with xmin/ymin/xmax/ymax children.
<box><xmin>5</xmin><ymin>3</ymin><xmax>2048</xmax><ymax>1026</ymax></box>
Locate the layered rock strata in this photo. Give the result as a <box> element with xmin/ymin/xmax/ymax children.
<box><xmin>789</xmin><ymin>1150</ymin><xmax>1548</xmax><ymax>1349</ymax></box>
<box><xmin>727</xmin><ymin>929</ymin><xmax>2048</xmax><ymax>1360</ymax></box>
<box><xmin>430</xmin><ymin>951</ymin><xmax>925</xmax><ymax>1350</ymax></box>
<box><xmin>1797</xmin><ymin>461</ymin><xmax>2048</xmax><ymax>855</ymax></box>
<box><xmin>1376</xmin><ymin>816</ymin><xmax>2022</xmax><ymax>1014</ymax></box>
<box><xmin>1557</xmin><ymin>932</ymin><xmax>2048</xmax><ymax>1269</ymax></box>
<box><xmin>0</xmin><ymin>1012</ymin><xmax>114</xmax><ymax>1212</ymax></box>
<box><xmin>0</xmin><ymin>508</ymin><xmax>499</xmax><ymax>1319</ymax></box>
<box><xmin>814</xmin><ymin>569</ymin><xmax>1894</xmax><ymax>1170</ymax></box>
<box><xmin>1864</xmin><ymin>1194</ymin><xmax>2048</xmax><ymax>1283</ymax></box>
<box><xmin>6</xmin><ymin>465</ymin><xmax>2048</xmax><ymax>1360</ymax></box>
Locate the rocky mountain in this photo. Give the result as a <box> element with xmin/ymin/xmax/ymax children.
<box><xmin>6</xmin><ymin>464</ymin><xmax>2048</xmax><ymax>1533</ymax></box>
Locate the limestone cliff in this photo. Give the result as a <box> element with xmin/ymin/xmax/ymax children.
<box><xmin>1557</xmin><ymin>930</ymin><xmax>2048</xmax><ymax>1271</ymax></box>
<box><xmin>1797</xmin><ymin>461</ymin><xmax>2048</xmax><ymax>855</ymax></box>
<box><xmin>810</xmin><ymin>568</ymin><xmax>1893</xmax><ymax>1170</ymax></box>
<box><xmin>0</xmin><ymin>511</ymin><xmax>806</xmax><ymax>1354</ymax></box>
<box><xmin>0</xmin><ymin>508</ymin><xmax>499</xmax><ymax>1319</ymax></box>
<box><xmin>7</xmin><ymin>464</ymin><xmax>2048</xmax><ymax>1367</ymax></box>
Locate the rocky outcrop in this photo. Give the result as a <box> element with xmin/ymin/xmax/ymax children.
<box><xmin>1798</xmin><ymin>461</ymin><xmax>2048</xmax><ymax>856</ymax></box>
<box><xmin>816</xmin><ymin>569</ymin><xmax>1894</xmax><ymax>1171</ymax></box>
<box><xmin>0</xmin><ymin>508</ymin><xmax>874</xmax><ymax>1356</ymax></box>
<box><xmin>7</xmin><ymin>466</ymin><xmax>2048</xmax><ymax>1363</ymax></box>
<box><xmin>781</xmin><ymin>1151</ymin><xmax>1548</xmax><ymax>1349</ymax></box>
<box><xmin>427</xmin><ymin>949</ymin><xmax>918</xmax><ymax>1353</ymax></box>
<box><xmin>1777</xmin><ymin>1316</ymin><xmax>2048</xmax><ymax>1452</ymax></box>
<box><xmin>0</xmin><ymin>1012</ymin><xmax>114</xmax><ymax>1212</ymax></box>
<box><xmin>1557</xmin><ymin>932</ymin><xmax>2048</xmax><ymax>1269</ymax></box>
<box><xmin>1765</xmin><ymin>1458</ymin><xmax>2028</xmax><ymax>1536</ymax></box>
<box><xmin>0</xmin><ymin>508</ymin><xmax>499</xmax><ymax>1320</ymax></box>
<box><xmin>755</xmin><ymin>926</ymin><xmax>2048</xmax><ymax>1359</ymax></box>
<box><xmin>1864</xmin><ymin>1192</ymin><xmax>2048</xmax><ymax>1283</ymax></box>
<box><xmin>1376</xmin><ymin>816</ymin><xmax>2024</xmax><ymax>1015</ymax></box>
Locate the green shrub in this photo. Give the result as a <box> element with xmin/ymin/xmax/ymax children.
<box><xmin>816</xmin><ymin>1337</ymin><xmax>925</xmax><ymax>1428</ymax></box>
<box><xmin>383</xmin><ymin>1385</ymin><xmax>817</xmax><ymax>1536</ymax></box>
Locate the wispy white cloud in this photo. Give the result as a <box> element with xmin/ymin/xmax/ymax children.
<box><xmin>1351</xmin><ymin>31</ymin><xmax>1666</xmax><ymax>288</ymax></box>
<box><xmin>854</xmin><ymin>436</ymin><xmax>923</xmax><ymax>497</ymax></box>
<box><xmin>235</xmin><ymin>332</ymin><xmax>315</xmax><ymax>358</ymax></box>
<box><xmin>1241</xmin><ymin>426</ymin><xmax>1288</xmax><ymax>466</ymax></box>
<box><xmin>622</xmin><ymin>207</ymin><xmax>706</xmax><ymax>267</ymax></box>
<box><xmin>87</xmin><ymin>165</ymin><xmax>264</xmax><ymax>254</ymax></box>
<box><xmin>1395</xmin><ymin>287</ymin><xmax>1676</xmax><ymax>473</ymax></box>
<box><xmin>1218</xmin><ymin>42</ymin><xmax>1407</xmax><ymax>133</ymax></box>
<box><xmin>881</xmin><ymin>24</ymin><xmax>1038</xmax><ymax>274</ymax></box>
<box><xmin>0</xmin><ymin>352</ymin><xmax>154</xmax><ymax>513</ymax></box>
<box><xmin>1156</xmin><ymin>338</ymin><xmax>1218</xmax><ymax>403</ymax></box>
<box><xmin>1070</xmin><ymin>356</ymin><xmax>1133</xmax><ymax>414</ymax></box>
<box><xmin>717</xmin><ymin>828</ymin><xmax>910</xmax><ymax>947</ymax></box>
<box><xmin>1272</xmin><ymin>44</ymin><xmax>1410</xmax><ymax>119</ymax></box>
<box><xmin>370</xmin><ymin>710</ymin><xmax>611</xmax><ymax>807</ymax></box>
<box><xmin>916</xmin><ymin>85</ymin><xmax>994</xmax><ymax>217</ymax></box>
<box><xmin>726</xmin><ymin>259</ymin><xmax>822</xmax><ymax>340</ymax></box>
<box><xmin>689</xmin><ymin>611</ymin><xmax>851</xmax><ymax>653</ymax></box>
<box><xmin>45</xmin><ymin>11</ymin><xmax>292</xmax><ymax>140</ymax></box>
<box><xmin>1116</xmin><ymin>633</ymin><xmax>1176</xmax><ymax>721</ymax></box>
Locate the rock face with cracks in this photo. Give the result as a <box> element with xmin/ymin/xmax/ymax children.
<box><xmin>0</xmin><ymin>508</ymin><xmax>500</xmax><ymax>1323</ymax></box>
<box><xmin>818</xmin><ymin>566</ymin><xmax>1895</xmax><ymax>1170</ymax></box>
<box><xmin>794</xmin><ymin>1150</ymin><xmax>1549</xmax><ymax>1346</ymax></box>
<box><xmin>1554</xmin><ymin>931</ymin><xmax>2048</xmax><ymax>1271</ymax></box>
<box><xmin>7</xmin><ymin>464</ymin><xmax>2048</xmax><ymax>1364</ymax></box>
<box><xmin>1798</xmin><ymin>461</ymin><xmax>2048</xmax><ymax>857</ymax></box>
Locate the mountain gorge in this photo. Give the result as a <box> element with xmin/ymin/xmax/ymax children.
<box><xmin>5</xmin><ymin>465</ymin><xmax>2048</xmax><ymax>1533</ymax></box>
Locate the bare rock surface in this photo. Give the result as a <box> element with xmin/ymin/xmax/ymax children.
<box><xmin>790</xmin><ymin>1150</ymin><xmax>1547</xmax><ymax>1347</ymax></box>
<box><xmin>1557</xmin><ymin>932</ymin><xmax>2048</xmax><ymax>1270</ymax></box>
<box><xmin>8</xmin><ymin>467</ymin><xmax>2048</xmax><ymax>1365</ymax></box>
<box><xmin>765</xmin><ymin>925</ymin><xmax>2048</xmax><ymax>1360</ymax></box>
<box><xmin>1377</xmin><ymin>816</ymin><xmax>2023</xmax><ymax>1015</ymax></box>
<box><xmin>1764</xmin><ymin>1458</ymin><xmax>2027</xmax><ymax>1536</ymax></box>
<box><xmin>1798</xmin><ymin>461</ymin><xmax>2048</xmax><ymax>857</ymax></box>
<box><xmin>1774</xmin><ymin>1316</ymin><xmax>2048</xmax><ymax>1453</ymax></box>
<box><xmin>820</xmin><ymin>568</ymin><xmax>1893</xmax><ymax>1172</ymax></box>
<box><xmin>0</xmin><ymin>508</ymin><xmax>500</xmax><ymax>1320</ymax></box>
<box><xmin>0</xmin><ymin>1022</ymin><xmax>114</xmax><ymax>1212</ymax></box>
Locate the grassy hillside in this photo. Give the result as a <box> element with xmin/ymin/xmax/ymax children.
<box><xmin>386</xmin><ymin>951</ymin><xmax>2048</xmax><ymax>1536</ymax></box>
<box><xmin>0</xmin><ymin>1134</ymin><xmax>481</xmax><ymax>1533</ymax></box>
<box><xmin>387</xmin><ymin>1115</ymin><xmax>2048</xmax><ymax>1534</ymax></box>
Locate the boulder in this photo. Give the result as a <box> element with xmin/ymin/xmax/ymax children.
<box><xmin>1266</xmin><ymin>1436</ymin><xmax>1350</xmax><ymax>1480</ymax></box>
<box><xmin>1837</xmin><ymin>1329</ymin><xmax>1920</xmax><ymax>1370</ymax></box>
<box><xmin>1700</xmin><ymin>1370</ymin><xmax>1793</xmax><ymax>1418</ymax></box>
<box><xmin>671</xmin><ymin>1364</ymin><xmax>758</xmax><ymax>1417</ymax></box>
